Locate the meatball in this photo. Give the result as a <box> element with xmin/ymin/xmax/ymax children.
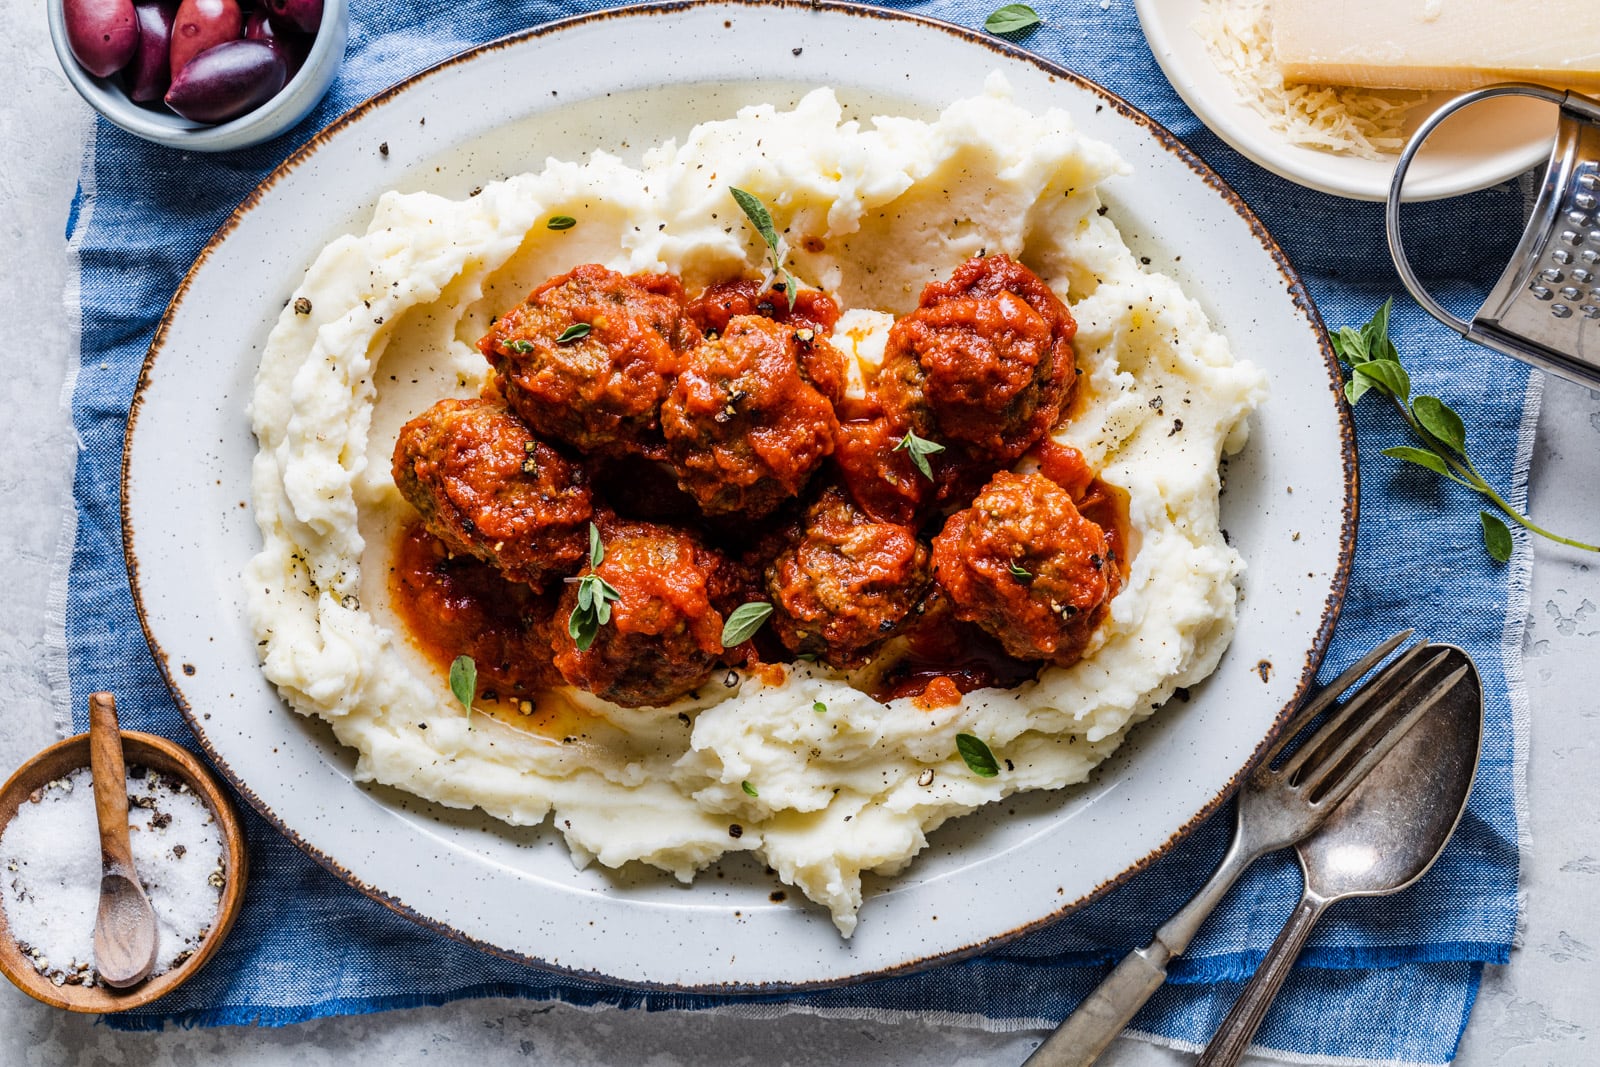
<box><xmin>392</xmin><ymin>398</ymin><xmax>592</xmax><ymax>587</ymax></box>
<box><xmin>661</xmin><ymin>315</ymin><xmax>840</xmax><ymax>517</ymax></box>
<box><xmin>831</xmin><ymin>415</ymin><xmax>930</xmax><ymax>527</ymax></box>
<box><xmin>878</xmin><ymin>254</ymin><xmax>1077</xmax><ymax>463</ymax></box>
<box><xmin>832</xmin><ymin>414</ymin><xmax>998</xmax><ymax>526</ymax></box>
<box><xmin>479</xmin><ymin>264</ymin><xmax>698</xmax><ymax>457</ymax></box>
<box><xmin>549</xmin><ymin>515</ymin><xmax>727</xmax><ymax>707</ymax></box>
<box><xmin>687</xmin><ymin>281</ymin><xmax>845</xmax><ymax>404</ymax></box>
<box><xmin>766</xmin><ymin>487</ymin><xmax>931</xmax><ymax>669</ymax></box>
<box><xmin>930</xmin><ymin>471</ymin><xmax>1119</xmax><ymax>666</ymax></box>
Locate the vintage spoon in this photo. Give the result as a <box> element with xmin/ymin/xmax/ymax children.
<box><xmin>1195</xmin><ymin>644</ymin><xmax>1483</xmax><ymax>1066</ymax></box>
<box><xmin>88</xmin><ymin>692</ymin><xmax>160</xmax><ymax>988</ymax></box>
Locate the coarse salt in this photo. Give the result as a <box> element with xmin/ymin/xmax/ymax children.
<box><xmin>1</xmin><ymin>765</ymin><xmax>225</xmax><ymax>987</ymax></box>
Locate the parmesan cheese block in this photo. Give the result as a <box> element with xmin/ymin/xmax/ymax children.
<box><xmin>1273</xmin><ymin>1</ymin><xmax>1600</xmax><ymax>92</ymax></box>
<box><xmin>1198</xmin><ymin>0</ymin><xmax>1419</xmax><ymax>159</ymax></box>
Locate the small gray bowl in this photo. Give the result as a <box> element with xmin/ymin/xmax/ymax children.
<box><xmin>48</xmin><ymin>0</ymin><xmax>349</xmax><ymax>152</ymax></box>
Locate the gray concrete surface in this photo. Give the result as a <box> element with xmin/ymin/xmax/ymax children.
<box><xmin>3</xmin><ymin>2</ymin><xmax>1598</xmax><ymax>1062</ymax></box>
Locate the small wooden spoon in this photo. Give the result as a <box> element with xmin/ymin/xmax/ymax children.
<box><xmin>87</xmin><ymin>692</ymin><xmax>160</xmax><ymax>988</ymax></box>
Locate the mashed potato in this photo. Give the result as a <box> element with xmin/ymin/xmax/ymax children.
<box><xmin>247</xmin><ymin>75</ymin><xmax>1266</xmax><ymax>935</ymax></box>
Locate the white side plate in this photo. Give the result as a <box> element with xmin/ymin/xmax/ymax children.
<box><xmin>1134</xmin><ymin>0</ymin><xmax>1555</xmax><ymax>202</ymax></box>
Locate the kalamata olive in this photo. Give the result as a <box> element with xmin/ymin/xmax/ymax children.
<box><xmin>169</xmin><ymin>0</ymin><xmax>242</xmax><ymax>81</ymax></box>
<box><xmin>243</xmin><ymin>11</ymin><xmax>274</xmax><ymax>39</ymax></box>
<box><xmin>164</xmin><ymin>38</ymin><xmax>286</xmax><ymax>123</ymax></box>
<box><xmin>125</xmin><ymin>2</ymin><xmax>177</xmax><ymax>102</ymax></box>
<box><xmin>244</xmin><ymin>11</ymin><xmax>307</xmax><ymax>79</ymax></box>
<box><xmin>263</xmin><ymin>0</ymin><xmax>320</xmax><ymax>35</ymax></box>
<box><xmin>64</xmin><ymin>0</ymin><xmax>139</xmax><ymax>77</ymax></box>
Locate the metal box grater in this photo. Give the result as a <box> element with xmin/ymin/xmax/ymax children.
<box><xmin>1388</xmin><ymin>85</ymin><xmax>1600</xmax><ymax>386</ymax></box>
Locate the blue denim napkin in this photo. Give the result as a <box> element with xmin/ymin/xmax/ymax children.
<box><xmin>59</xmin><ymin>0</ymin><xmax>1531</xmax><ymax>1059</ymax></box>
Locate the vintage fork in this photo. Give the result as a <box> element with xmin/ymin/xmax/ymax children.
<box><xmin>1024</xmin><ymin>631</ymin><xmax>1467</xmax><ymax>1067</ymax></box>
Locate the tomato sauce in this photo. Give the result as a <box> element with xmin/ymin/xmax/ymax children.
<box><xmin>686</xmin><ymin>280</ymin><xmax>841</xmax><ymax>337</ymax></box>
<box><xmin>389</xmin><ymin>520</ymin><xmax>561</xmax><ymax>713</ymax></box>
<box><xmin>871</xmin><ymin>607</ymin><xmax>1042</xmax><ymax>704</ymax></box>
<box><xmin>1030</xmin><ymin>438</ymin><xmax>1130</xmax><ymax>580</ymax></box>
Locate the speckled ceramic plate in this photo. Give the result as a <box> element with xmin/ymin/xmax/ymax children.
<box><xmin>124</xmin><ymin>0</ymin><xmax>1355</xmax><ymax>990</ymax></box>
<box><xmin>1133</xmin><ymin>0</ymin><xmax>1555</xmax><ymax>201</ymax></box>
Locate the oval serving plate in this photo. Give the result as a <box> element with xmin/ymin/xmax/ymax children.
<box><xmin>1134</xmin><ymin>0</ymin><xmax>1554</xmax><ymax>201</ymax></box>
<box><xmin>124</xmin><ymin>0</ymin><xmax>1354</xmax><ymax>990</ymax></box>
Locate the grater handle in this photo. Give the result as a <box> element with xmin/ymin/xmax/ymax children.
<box><xmin>1386</xmin><ymin>83</ymin><xmax>1571</xmax><ymax>338</ymax></box>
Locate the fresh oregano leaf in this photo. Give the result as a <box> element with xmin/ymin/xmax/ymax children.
<box><xmin>557</xmin><ymin>323</ymin><xmax>592</xmax><ymax>344</ymax></box>
<box><xmin>567</xmin><ymin>606</ymin><xmax>593</xmax><ymax>649</ymax></box>
<box><xmin>547</xmin><ymin>215</ymin><xmax>577</xmax><ymax>230</ymax></box>
<box><xmin>568</xmin><ymin>526</ymin><xmax>620</xmax><ymax>652</ymax></box>
<box><xmin>1365</xmin><ymin>297</ymin><xmax>1397</xmax><ymax>363</ymax></box>
<box><xmin>1382</xmin><ymin>446</ymin><xmax>1453</xmax><ymax>478</ymax></box>
<box><xmin>1339</xmin><ymin>301</ymin><xmax>1600</xmax><ymax>561</ymax></box>
<box><xmin>893</xmin><ymin>430</ymin><xmax>947</xmax><ymax>481</ymax></box>
<box><xmin>956</xmin><ymin>734</ymin><xmax>1001</xmax><ymax>777</ymax></box>
<box><xmin>449</xmin><ymin>654</ymin><xmax>476</xmax><ymax>720</ymax></box>
<box><xmin>593</xmin><ymin>579</ymin><xmax>619</xmax><ymax>626</ymax></box>
<box><xmin>1481</xmin><ymin>511</ymin><xmax>1513</xmax><ymax>562</ymax></box>
<box><xmin>985</xmin><ymin>4</ymin><xmax>1041</xmax><ymax>34</ymax></box>
<box><xmin>741</xmin><ymin>780</ymin><xmax>759</xmax><ymax>797</ymax></box>
<box><xmin>729</xmin><ymin>187</ymin><xmax>797</xmax><ymax>309</ymax></box>
<box><xmin>1411</xmin><ymin>395</ymin><xmax>1466</xmax><ymax>455</ymax></box>
<box><xmin>721</xmin><ymin>602</ymin><xmax>774</xmax><ymax>647</ymax></box>
<box><xmin>1355</xmin><ymin>359</ymin><xmax>1409</xmax><ymax>401</ymax></box>
<box><xmin>1333</xmin><ymin>325</ymin><xmax>1369</xmax><ymax>365</ymax></box>
<box><xmin>1344</xmin><ymin>375</ymin><xmax>1372</xmax><ymax>407</ymax></box>
<box><xmin>730</xmin><ymin>187</ymin><xmax>778</xmax><ymax>247</ymax></box>
<box><xmin>567</xmin><ymin>574</ymin><xmax>620</xmax><ymax>652</ymax></box>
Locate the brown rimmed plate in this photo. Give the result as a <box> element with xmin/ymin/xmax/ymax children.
<box><xmin>122</xmin><ymin>0</ymin><xmax>1354</xmax><ymax>990</ymax></box>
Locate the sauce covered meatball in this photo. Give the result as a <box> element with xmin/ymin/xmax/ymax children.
<box><xmin>391</xmin><ymin>398</ymin><xmax>592</xmax><ymax>587</ymax></box>
<box><xmin>549</xmin><ymin>515</ymin><xmax>727</xmax><ymax>707</ymax></box>
<box><xmin>766</xmin><ymin>486</ymin><xmax>931</xmax><ymax>669</ymax></box>
<box><xmin>878</xmin><ymin>254</ymin><xmax>1077</xmax><ymax>464</ymax></box>
<box><xmin>687</xmin><ymin>281</ymin><xmax>845</xmax><ymax>404</ymax></box>
<box><xmin>830</xmin><ymin>414</ymin><xmax>930</xmax><ymax>527</ymax></box>
<box><xmin>931</xmin><ymin>471</ymin><xmax>1119</xmax><ymax>667</ymax></box>
<box><xmin>479</xmin><ymin>264</ymin><xmax>699</xmax><ymax>458</ymax></box>
<box><xmin>661</xmin><ymin>315</ymin><xmax>842</xmax><ymax>517</ymax></box>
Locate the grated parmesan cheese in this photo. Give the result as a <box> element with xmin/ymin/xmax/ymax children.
<box><xmin>1195</xmin><ymin>0</ymin><xmax>1423</xmax><ymax>160</ymax></box>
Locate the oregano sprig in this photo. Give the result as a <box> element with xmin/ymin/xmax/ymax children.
<box><xmin>1334</xmin><ymin>299</ymin><xmax>1599</xmax><ymax>562</ymax></box>
<box><xmin>567</xmin><ymin>523</ymin><xmax>622</xmax><ymax>652</ymax></box>
<box><xmin>893</xmin><ymin>429</ymin><xmax>946</xmax><ymax>481</ymax></box>
<box><xmin>730</xmin><ymin>187</ymin><xmax>798</xmax><ymax>310</ymax></box>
